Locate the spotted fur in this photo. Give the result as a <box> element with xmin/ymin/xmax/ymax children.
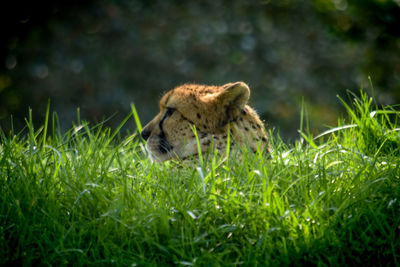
<box><xmin>141</xmin><ymin>82</ymin><xmax>269</xmax><ymax>161</ymax></box>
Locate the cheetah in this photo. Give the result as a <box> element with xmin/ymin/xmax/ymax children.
<box><xmin>141</xmin><ymin>82</ymin><xmax>269</xmax><ymax>161</ymax></box>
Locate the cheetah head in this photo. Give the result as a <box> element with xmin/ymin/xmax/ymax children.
<box><xmin>141</xmin><ymin>81</ymin><xmax>266</xmax><ymax>161</ymax></box>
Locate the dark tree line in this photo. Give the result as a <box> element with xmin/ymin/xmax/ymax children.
<box><xmin>1</xmin><ymin>0</ymin><xmax>399</xmax><ymax>139</ymax></box>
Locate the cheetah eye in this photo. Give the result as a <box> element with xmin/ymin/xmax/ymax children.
<box><xmin>165</xmin><ymin>107</ymin><xmax>175</xmax><ymax>118</ymax></box>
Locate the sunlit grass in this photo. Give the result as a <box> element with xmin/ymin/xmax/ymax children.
<box><xmin>1</xmin><ymin>90</ymin><xmax>399</xmax><ymax>266</ymax></box>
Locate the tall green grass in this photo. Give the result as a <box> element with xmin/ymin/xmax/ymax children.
<box><xmin>1</xmin><ymin>91</ymin><xmax>399</xmax><ymax>266</ymax></box>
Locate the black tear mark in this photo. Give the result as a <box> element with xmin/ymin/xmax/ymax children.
<box><xmin>157</xmin><ymin>108</ymin><xmax>175</xmax><ymax>154</ymax></box>
<box><xmin>158</xmin><ymin>132</ymin><xmax>173</xmax><ymax>154</ymax></box>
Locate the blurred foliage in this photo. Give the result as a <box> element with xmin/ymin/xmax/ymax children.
<box><xmin>0</xmin><ymin>0</ymin><xmax>399</xmax><ymax>140</ymax></box>
<box><xmin>313</xmin><ymin>0</ymin><xmax>400</xmax><ymax>96</ymax></box>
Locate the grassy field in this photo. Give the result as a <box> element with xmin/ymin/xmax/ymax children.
<box><xmin>1</xmin><ymin>91</ymin><xmax>400</xmax><ymax>266</ymax></box>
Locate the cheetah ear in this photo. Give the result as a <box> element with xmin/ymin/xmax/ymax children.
<box><xmin>207</xmin><ymin>81</ymin><xmax>250</xmax><ymax>126</ymax></box>
<box><xmin>218</xmin><ymin>82</ymin><xmax>250</xmax><ymax>110</ymax></box>
<box><xmin>200</xmin><ymin>81</ymin><xmax>250</xmax><ymax>128</ymax></box>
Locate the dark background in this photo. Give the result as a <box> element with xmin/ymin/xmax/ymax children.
<box><xmin>1</xmin><ymin>0</ymin><xmax>399</xmax><ymax>140</ymax></box>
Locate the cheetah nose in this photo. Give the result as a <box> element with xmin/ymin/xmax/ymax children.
<box><xmin>141</xmin><ymin>129</ymin><xmax>151</xmax><ymax>141</ymax></box>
